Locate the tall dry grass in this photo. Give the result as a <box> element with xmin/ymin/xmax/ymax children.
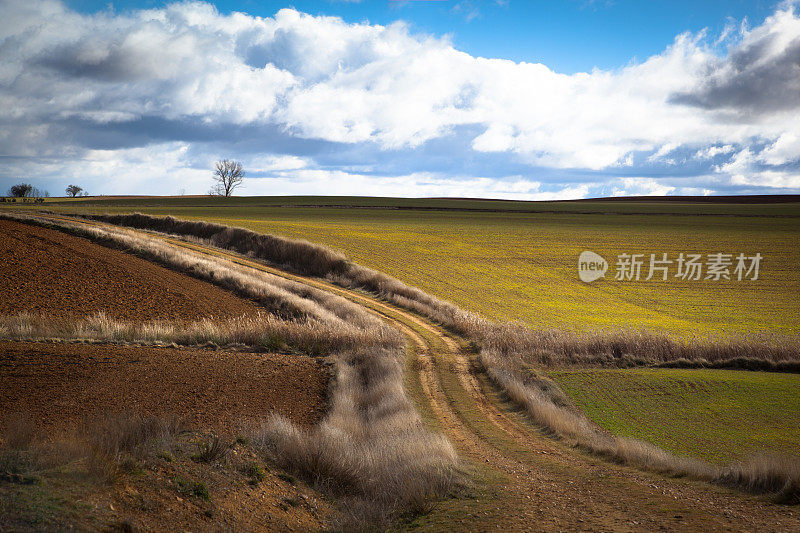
<box><xmin>0</xmin><ymin>312</ymin><xmax>399</xmax><ymax>355</ymax></box>
<box><xmin>0</xmin><ymin>411</ymin><xmax>182</xmax><ymax>485</ymax></box>
<box><xmin>84</xmin><ymin>412</ymin><xmax>184</xmax><ymax>482</ymax></box>
<box><xmin>251</xmin><ymin>346</ymin><xmax>460</xmax><ymax>527</ymax></box>
<box><xmin>474</xmin><ymin>322</ymin><xmax>800</xmax><ymax>368</ymax></box>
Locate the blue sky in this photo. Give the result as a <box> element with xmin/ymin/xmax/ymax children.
<box><xmin>2</xmin><ymin>0</ymin><xmax>799</xmax><ymax>198</ymax></box>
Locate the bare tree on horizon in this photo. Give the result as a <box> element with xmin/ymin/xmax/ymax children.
<box><xmin>210</xmin><ymin>159</ymin><xmax>245</xmax><ymax>197</ymax></box>
<box><xmin>65</xmin><ymin>184</ymin><xmax>84</xmax><ymax>197</ymax></box>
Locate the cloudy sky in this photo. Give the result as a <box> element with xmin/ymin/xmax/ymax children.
<box><xmin>2</xmin><ymin>0</ymin><xmax>800</xmax><ymax>199</ymax></box>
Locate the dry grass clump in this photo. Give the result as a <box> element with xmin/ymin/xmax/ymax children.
<box><xmin>251</xmin><ymin>345</ymin><xmax>461</xmax><ymax>527</ymax></box>
<box><xmin>0</xmin><ymin>413</ymin><xmax>38</xmax><ymax>451</ymax></box>
<box><xmin>85</xmin><ymin>412</ymin><xmax>183</xmax><ymax>482</ymax></box>
<box><xmin>719</xmin><ymin>454</ymin><xmax>800</xmax><ymax>504</ymax></box>
<box><xmin>0</xmin><ymin>414</ymin><xmax>46</xmax><ymax>485</ymax></box>
<box><xmin>0</xmin><ymin>412</ymin><xmax>182</xmax><ymax>485</ymax></box>
<box><xmin>0</xmin><ymin>312</ymin><xmax>400</xmax><ymax>355</ymax></box>
<box><xmin>86</xmin><ymin>412</ymin><xmax>182</xmax><ymax>461</ymax></box>
<box><xmin>191</xmin><ymin>436</ymin><xmax>229</xmax><ymax>464</ymax></box>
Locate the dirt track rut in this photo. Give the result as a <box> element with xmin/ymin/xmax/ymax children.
<box><xmin>30</xmin><ymin>213</ymin><xmax>800</xmax><ymax>532</ymax></box>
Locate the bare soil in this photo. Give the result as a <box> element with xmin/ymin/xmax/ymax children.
<box><xmin>0</xmin><ymin>341</ymin><xmax>329</xmax><ymax>436</ymax></box>
<box><xmin>0</xmin><ymin>219</ymin><xmax>262</xmax><ymax>321</ymax></box>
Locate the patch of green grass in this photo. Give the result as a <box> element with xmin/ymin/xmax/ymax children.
<box><xmin>43</xmin><ymin>196</ymin><xmax>800</xmax><ymax>337</ymax></box>
<box><xmin>172</xmin><ymin>476</ymin><xmax>211</xmax><ymax>501</ymax></box>
<box><xmin>192</xmin><ymin>481</ymin><xmax>210</xmax><ymax>501</ymax></box>
<box><xmin>243</xmin><ymin>462</ymin><xmax>266</xmax><ymax>485</ymax></box>
<box><xmin>548</xmin><ymin>367</ymin><xmax>800</xmax><ymax>463</ymax></box>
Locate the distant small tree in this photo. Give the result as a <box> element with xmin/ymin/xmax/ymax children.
<box><xmin>65</xmin><ymin>184</ymin><xmax>84</xmax><ymax>197</ymax></box>
<box><xmin>8</xmin><ymin>183</ymin><xmax>33</xmax><ymax>197</ymax></box>
<box><xmin>210</xmin><ymin>159</ymin><xmax>245</xmax><ymax>197</ymax></box>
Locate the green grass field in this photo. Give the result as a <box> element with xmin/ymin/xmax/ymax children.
<box><xmin>35</xmin><ymin>195</ymin><xmax>800</xmax><ymax>337</ymax></box>
<box><xmin>548</xmin><ymin>367</ymin><xmax>800</xmax><ymax>463</ymax></box>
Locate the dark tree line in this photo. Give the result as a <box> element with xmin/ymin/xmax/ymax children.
<box><xmin>4</xmin><ymin>183</ymin><xmax>88</xmax><ymax>198</ymax></box>
<box><xmin>6</xmin><ymin>183</ymin><xmax>49</xmax><ymax>198</ymax></box>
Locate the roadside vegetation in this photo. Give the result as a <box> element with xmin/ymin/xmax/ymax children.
<box><xmin>251</xmin><ymin>345</ymin><xmax>460</xmax><ymax>526</ymax></box>
<box><xmin>0</xmin><ymin>312</ymin><xmax>392</xmax><ymax>356</ymax></box>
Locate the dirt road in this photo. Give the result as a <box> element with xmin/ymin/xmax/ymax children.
<box><xmin>26</xmin><ymin>213</ymin><xmax>800</xmax><ymax>532</ymax></box>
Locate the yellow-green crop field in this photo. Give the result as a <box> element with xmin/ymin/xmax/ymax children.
<box><xmin>549</xmin><ymin>367</ymin><xmax>800</xmax><ymax>463</ymax></box>
<box><xmin>42</xmin><ymin>196</ymin><xmax>800</xmax><ymax>337</ymax></box>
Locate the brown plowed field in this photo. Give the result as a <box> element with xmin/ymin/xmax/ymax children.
<box><xmin>0</xmin><ymin>219</ymin><xmax>262</xmax><ymax>321</ymax></box>
<box><xmin>0</xmin><ymin>341</ymin><xmax>328</xmax><ymax>435</ymax></box>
